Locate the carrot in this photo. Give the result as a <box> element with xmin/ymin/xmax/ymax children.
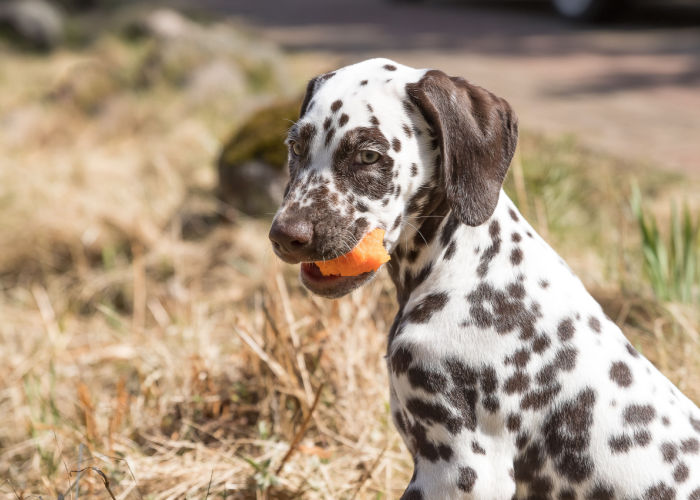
<box><xmin>315</xmin><ymin>228</ymin><xmax>390</xmax><ymax>277</ymax></box>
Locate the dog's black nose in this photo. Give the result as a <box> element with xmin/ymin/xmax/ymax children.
<box><xmin>269</xmin><ymin>217</ymin><xmax>313</xmax><ymax>261</ymax></box>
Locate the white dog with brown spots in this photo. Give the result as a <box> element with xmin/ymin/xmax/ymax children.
<box><xmin>269</xmin><ymin>58</ymin><xmax>700</xmax><ymax>500</ymax></box>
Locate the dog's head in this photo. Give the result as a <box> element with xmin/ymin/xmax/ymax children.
<box><xmin>269</xmin><ymin>58</ymin><xmax>518</xmax><ymax>298</ymax></box>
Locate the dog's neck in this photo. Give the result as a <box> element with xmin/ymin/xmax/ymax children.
<box><xmin>388</xmin><ymin>189</ymin><xmax>527</xmax><ymax>310</ymax></box>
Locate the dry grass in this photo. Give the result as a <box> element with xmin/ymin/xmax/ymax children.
<box><xmin>2</xmin><ymin>233</ymin><xmax>410</xmax><ymax>498</ymax></box>
<box><xmin>1</xmin><ymin>14</ymin><xmax>698</xmax><ymax>500</ymax></box>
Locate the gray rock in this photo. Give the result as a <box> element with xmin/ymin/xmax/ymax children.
<box><xmin>143</xmin><ymin>8</ymin><xmax>193</xmax><ymax>40</ymax></box>
<box><xmin>218</xmin><ymin>160</ymin><xmax>288</xmax><ymax>217</ymax></box>
<box><xmin>0</xmin><ymin>0</ymin><xmax>64</xmax><ymax>50</ymax></box>
<box><xmin>187</xmin><ymin>59</ymin><xmax>247</xmax><ymax>101</ymax></box>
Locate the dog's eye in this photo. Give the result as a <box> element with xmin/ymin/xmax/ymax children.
<box><xmin>290</xmin><ymin>141</ymin><xmax>303</xmax><ymax>156</ymax></box>
<box><xmin>356</xmin><ymin>150</ymin><xmax>380</xmax><ymax>165</ymax></box>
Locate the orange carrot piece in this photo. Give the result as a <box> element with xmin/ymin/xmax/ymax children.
<box><xmin>315</xmin><ymin>228</ymin><xmax>390</xmax><ymax>277</ymax></box>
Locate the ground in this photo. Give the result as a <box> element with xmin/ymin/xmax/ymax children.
<box><xmin>175</xmin><ymin>0</ymin><xmax>700</xmax><ymax>176</ymax></box>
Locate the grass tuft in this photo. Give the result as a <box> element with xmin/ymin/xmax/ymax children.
<box><xmin>631</xmin><ymin>185</ymin><xmax>699</xmax><ymax>303</ymax></box>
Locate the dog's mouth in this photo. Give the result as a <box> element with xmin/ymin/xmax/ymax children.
<box><xmin>300</xmin><ymin>262</ymin><xmax>376</xmax><ymax>299</ymax></box>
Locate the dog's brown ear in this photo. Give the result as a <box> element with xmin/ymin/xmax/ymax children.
<box><xmin>406</xmin><ymin>70</ymin><xmax>518</xmax><ymax>226</ymax></box>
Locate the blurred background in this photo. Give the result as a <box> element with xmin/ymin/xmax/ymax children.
<box><xmin>0</xmin><ymin>0</ymin><xmax>698</xmax><ymax>498</ymax></box>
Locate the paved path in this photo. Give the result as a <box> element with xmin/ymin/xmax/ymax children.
<box><xmin>183</xmin><ymin>0</ymin><xmax>700</xmax><ymax>174</ymax></box>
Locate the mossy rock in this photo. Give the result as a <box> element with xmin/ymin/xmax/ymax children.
<box><xmin>219</xmin><ymin>98</ymin><xmax>300</xmax><ymax>170</ymax></box>
<box><xmin>217</xmin><ymin>98</ymin><xmax>301</xmax><ymax>216</ymax></box>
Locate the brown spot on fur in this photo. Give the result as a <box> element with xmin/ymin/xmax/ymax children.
<box><xmin>626</xmin><ymin>343</ymin><xmax>640</xmax><ymax>358</ymax></box>
<box><xmin>507</xmin><ymin>414</ymin><xmax>521</xmax><ymax>432</ymax></box>
<box><xmin>543</xmin><ymin>388</ymin><xmax>595</xmax><ymax>482</ymax></box>
<box><xmin>390</xmin><ymin>346</ymin><xmax>413</xmax><ymax>374</ymax></box>
<box><xmin>402</xmin><ymin>490</ymin><xmax>423</xmax><ymax>500</ymax></box>
<box><xmin>511</xmin><ymin>248</ymin><xmax>523</xmax><ymax>265</ymax></box>
<box><xmin>504</xmin><ymin>371</ymin><xmax>530</xmax><ymax>394</ymax></box>
<box><xmin>477</xmin><ymin>220</ymin><xmax>501</xmax><ymax>277</ymax></box>
<box><xmin>635</xmin><ymin>430</ymin><xmax>651</xmax><ymax>446</ymax></box>
<box><xmin>610</xmin><ymin>361</ymin><xmax>633</xmax><ymax>387</ymax></box>
<box><xmin>325</xmin><ymin>128</ymin><xmax>335</xmax><ymax>146</ymax></box>
<box><xmin>588</xmin><ymin>485</ymin><xmax>615</xmax><ymax>500</ymax></box>
<box><xmin>661</xmin><ymin>442</ymin><xmax>678</xmax><ymax>462</ymax></box>
<box><xmin>457</xmin><ymin>466</ymin><xmax>477</xmax><ymax>492</ymax></box>
<box><xmin>505</xmin><ymin>348</ymin><xmax>531</xmax><ymax>368</ymax></box>
<box><xmin>406</xmin><ymin>292</ymin><xmax>449</xmax><ymax>324</ymax></box>
<box><xmin>624</xmin><ymin>404</ymin><xmax>656</xmax><ymax>426</ymax></box>
<box><xmin>558</xmin><ymin>318</ymin><xmax>575</xmax><ymax>341</ymax></box>
<box><xmin>472</xmin><ymin>441</ymin><xmax>486</xmax><ymax>455</ymax></box>
<box><xmin>673</xmin><ymin>463</ymin><xmax>689</xmax><ymax>482</ymax></box>
<box><xmin>643</xmin><ymin>482</ymin><xmax>675</xmax><ymax>500</ymax></box>
<box><xmin>532</xmin><ymin>334</ymin><xmax>551</xmax><ymax>353</ymax></box>
<box><xmin>681</xmin><ymin>437</ymin><xmax>699</xmax><ymax>454</ymax></box>
<box><xmin>444</xmin><ymin>240</ymin><xmax>456</xmax><ymax>260</ymax></box>
<box><xmin>689</xmin><ymin>415</ymin><xmax>700</xmax><ymax>433</ymax></box>
<box><xmin>609</xmin><ymin>434</ymin><xmax>632</xmax><ymax>453</ymax></box>
<box><xmin>521</xmin><ymin>384</ymin><xmax>561</xmax><ymax>410</ymax></box>
<box><xmin>406</xmin><ymin>398</ymin><xmax>461</xmax><ymax>434</ymax></box>
<box><xmin>408</xmin><ymin>366</ymin><xmax>448</xmax><ymax>393</ymax></box>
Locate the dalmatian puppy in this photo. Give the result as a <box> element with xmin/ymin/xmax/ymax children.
<box><xmin>269</xmin><ymin>58</ymin><xmax>700</xmax><ymax>499</ymax></box>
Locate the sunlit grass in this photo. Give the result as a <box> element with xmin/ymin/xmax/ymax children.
<box><xmin>631</xmin><ymin>186</ymin><xmax>699</xmax><ymax>303</ymax></box>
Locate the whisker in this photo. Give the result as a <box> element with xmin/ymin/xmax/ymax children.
<box><xmin>332</xmin><ymin>234</ymin><xmax>356</xmax><ymax>259</ymax></box>
<box><xmin>341</xmin><ymin>231</ymin><xmax>359</xmax><ymax>248</ymax></box>
<box><xmin>403</xmin><ymin>220</ymin><xmax>428</xmax><ymax>247</ymax></box>
<box><xmin>344</xmin><ymin>237</ymin><xmax>358</xmax><ymax>252</ymax></box>
<box><xmin>339</xmin><ymin>241</ymin><xmax>353</xmax><ymax>256</ymax></box>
